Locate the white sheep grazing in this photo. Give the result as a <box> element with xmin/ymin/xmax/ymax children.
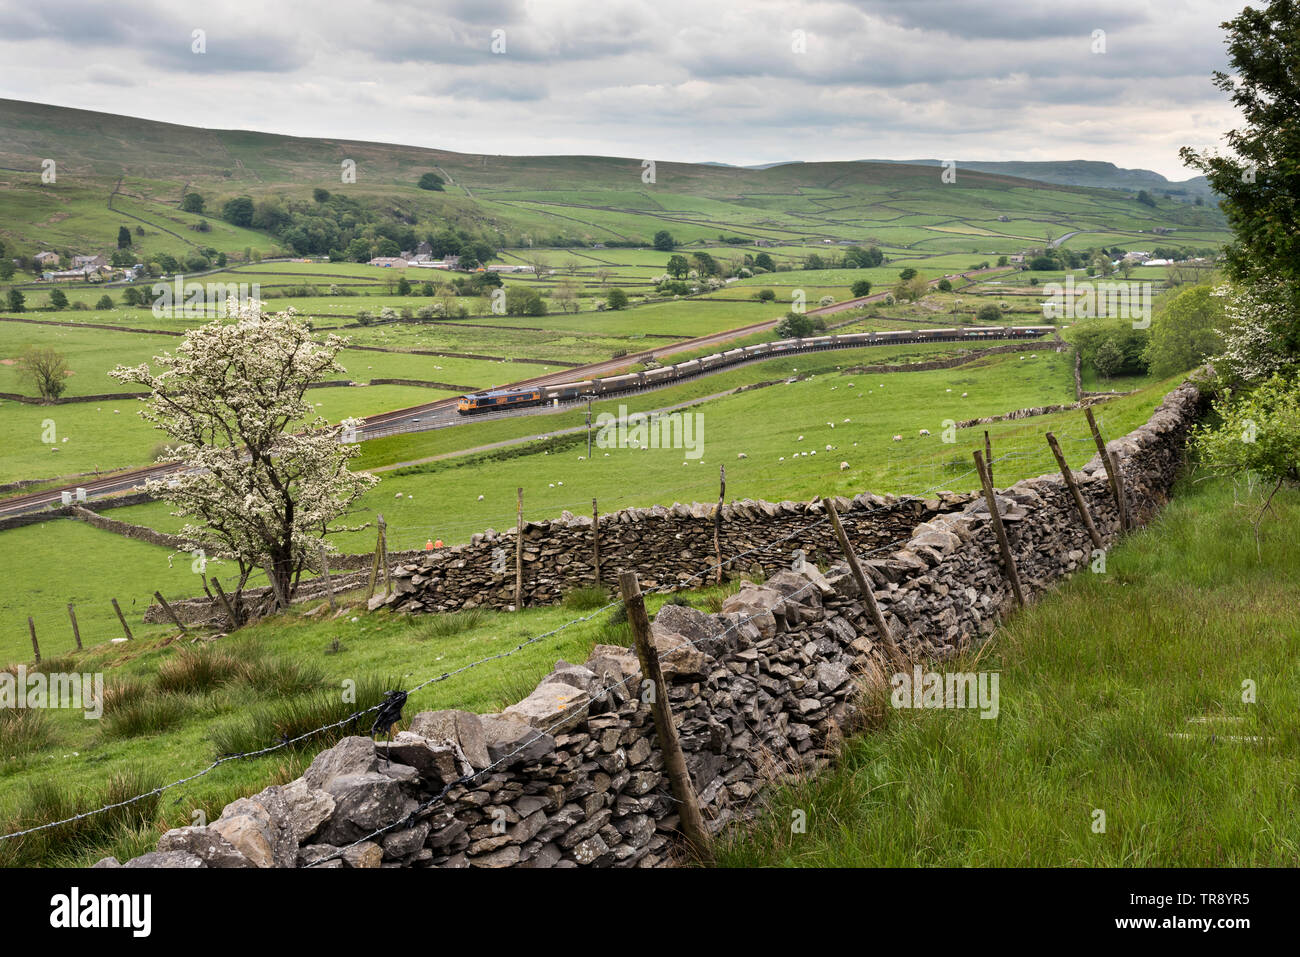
<box><xmin>892</xmin><ymin>434</ymin><xmax>903</xmax><ymax>442</ymax></box>
<box><xmin>825</xmin><ymin>444</ymin><xmax>833</xmax><ymax>451</ymax></box>
<box><xmin>840</xmin><ymin>461</ymin><xmax>850</xmax><ymax>471</ymax></box>
<box><xmin>810</xmin><ymin>450</ymin><xmax>817</xmax><ymax>456</ymax></box>
<box><xmin>797</xmin><ymin>435</ymin><xmax>804</xmax><ymax>441</ymax></box>
<box><xmin>557</xmin><ymin>481</ymin><xmax>563</xmax><ymax>486</ymax></box>
<box><xmin>548</xmin><ymin>483</ymin><xmax>555</xmax><ymax>488</ymax></box>
<box><xmin>919</xmin><ymin>428</ymin><xmax>931</xmax><ymax>436</ymax></box>
<box><xmin>843</xmin><ymin>418</ymin><xmax>851</xmax><ymax>423</ymax></box>
<box><xmin>395</xmin><ymin>492</ymin><xmax>403</xmax><ymax>498</ymax></box>
<box><xmin>682</xmin><ymin>461</ymin><xmax>689</xmax><ymax>466</ymax></box>
<box><xmin>477</xmin><ymin>495</ymin><xmax>485</xmax><ymax>501</ymax></box>
<box><xmin>961</xmin><ymin>392</ymin><xmax>968</xmax><ymax>397</ymax></box>
<box><xmin>779</xmin><ymin>456</ymin><xmax>785</xmax><ymax>462</ymax></box>
<box><xmin>737</xmin><ymin>452</ymin><xmax>748</xmax><ymax>459</ymax></box>
<box><xmin>847</xmin><ymin>383</ymin><xmax>855</xmax><ymax>388</ymax></box>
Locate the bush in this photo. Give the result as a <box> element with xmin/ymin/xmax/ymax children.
<box><xmin>101</xmin><ymin>694</ymin><xmax>192</xmax><ymax>739</ymax></box>
<box><xmin>755</xmin><ymin>288</ymin><xmax>776</xmax><ymax>302</ymax></box>
<box><xmin>0</xmin><ymin>707</ymin><xmax>56</xmax><ymax>758</ymax></box>
<box><xmin>776</xmin><ymin>311</ymin><xmax>815</xmax><ymax>339</ymax></box>
<box><xmin>0</xmin><ymin>767</ymin><xmax>162</xmax><ymax>868</ymax></box>
<box><xmin>156</xmin><ymin>647</ymin><xmax>243</xmax><ymax>694</ymax></box>
<box><xmin>414</xmin><ymin>609</ymin><xmax>491</xmax><ymax>641</ymax></box>
<box><xmin>562</xmin><ymin>586</ymin><xmax>611</xmax><ymax>611</ymax></box>
<box><xmin>976</xmin><ymin>304</ymin><xmax>1002</xmax><ymax>323</ymax></box>
<box><xmin>207</xmin><ymin>675</ymin><xmax>401</xmax><ymax>756</ymax></box>
<box><xmin>851</xmin><ymin>280</ymin><xmax>873</xmax><ymax>297</ymax></box>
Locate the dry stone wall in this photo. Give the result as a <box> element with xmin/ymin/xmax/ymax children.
<box><xmin>378</xmin><ymin>492</ymin><xmax>976</xmax><ymax>615</ymax></box>
<box><xmin>102</xmin><ymin>382</ymin><xmax>1201</xmax><ymax>870</ymax></box>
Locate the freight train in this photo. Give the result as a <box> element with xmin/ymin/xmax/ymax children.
<box><xmin>455</xmin><ymin>325</ymin><xmax>1055</xmax><ymax>414</ymax></box>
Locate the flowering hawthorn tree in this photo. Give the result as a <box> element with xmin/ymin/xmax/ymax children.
<box><xmin>111</xmin><ymin>302</ymin><xmax>377</xmax><ymax>620</ymax></box>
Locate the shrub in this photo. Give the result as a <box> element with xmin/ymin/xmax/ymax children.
<box><xmin>0</xmin><ymin>767</ymin><xmax>162</xmax><ymax>867</ymax></box>
<box><xmin>101</xmin><ymin>694</ymin><xmax>192</xmax><ymax>739</ymax></box>
<box><xmin>414</xmin><ymin>608</ymin><xmax>491</xmax><ymax>641</ymax></box>
<box><xmin>207</xmin><ymin>675</ymin><xmax>401</xmax><ymax>756</ymax></box>
<box><xmin>562</xmin><ymin>586</ymin><xmax>611</xmax><ymax>611</ymax></box>
<box><xmin>156</xmin><ymin>647</ymin><xmax>242</xmax><ymax>694</ymax></box>
<box><xmin>0</xmin><ymin>707</ymin><xmax>56</xmax><ymax>758</ymax></box>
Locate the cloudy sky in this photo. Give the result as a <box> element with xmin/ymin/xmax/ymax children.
<box><xmin>0</xmin><ymin>0</ymin><xmax>1248</xmax><ymax>180</ymax></box>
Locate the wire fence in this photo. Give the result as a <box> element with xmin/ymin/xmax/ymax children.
<box><xmin>0</xmin><ymin>400</ymin><xmax>1129</xmax><ymax>848</ymax></box>
<box><xmin>0</xmin><ymin>472</ymin><xmax>926</xmax><ymax>846</ymax></box>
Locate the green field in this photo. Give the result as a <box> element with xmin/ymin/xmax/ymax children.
<box><xmin>1</xmin><ymin>343</ymin><xmax>1177</xmax><ymax>666</ymax></box>
<box><xmin>713</xmin><ymin>474</ymin><xmax>1300</xmax><ymax>867</ymax></box>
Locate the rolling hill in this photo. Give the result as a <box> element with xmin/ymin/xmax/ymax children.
<box><xmin>0</xmin><ymin>98</ymin><xmax>1229</xmax><ymax>264</ymax></box>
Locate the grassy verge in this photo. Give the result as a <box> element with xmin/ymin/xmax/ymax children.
<box><xmin>712</xmin><ymin>473</ymin><xmax>1300</xmax><ymax>867</ymax></box>
<box><xmin>0</xmin><ymin>578</ymin><xmax>737</xmax><ymax>867</ymax></box>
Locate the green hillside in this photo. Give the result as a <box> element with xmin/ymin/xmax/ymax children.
<box><xmin>0</xmin><ymin>99</ymin><xmax>1230</xmax><ymax>265</ymax></box>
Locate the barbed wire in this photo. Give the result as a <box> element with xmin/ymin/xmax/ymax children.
<box><xmin>0</xmin><ymin>424</ymin><xmax>1114</xmax><ymax>847</ymax></box>
<box><xmin>0</xmin><ymin>491</ymin><xmax>895</xmax><ymax>845</ymax></box>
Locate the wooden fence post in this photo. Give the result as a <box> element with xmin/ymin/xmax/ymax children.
<box><xmin>154</xmin><ymin>591</ymin><xmax>188</xmax><ymax>633</ymax></box>
<box><xmin>379</xmin><ymin>516</ymin><xmax>391</xmax><ymax>598</ymax></box>
<box><xmin>28</xmin><ymin>616</ymin><xmax>40</xmax><ymax>663</ymax></box>
<box><xmin>591</xmin><ymin>498</ymin><xmax>601</xmax><ymax>586</ymax></box>
<box><xmin>515</xmin><ymin>487</ymin><xmax>524</xmax><ymax>611</ymax></box>
<box><xmin>618</xmin><ymin>569</ymin><xmax>710</xmax><ymax>861</ymax></box>
<box><xmin>713</xmin><ymin>465</ymin><xmax>726</xmax><ymax>585</ymax></box>
<box><xmin>111</xmin><ymin>598</ymin><xmax>133</xmax><ymax>640</ymax></box>
<box><xmin>211</xmin><ymin>577</ymin><xmax>238</xmax><ymax>630</ymax></box>
<box><xmin>973</xmin><ymin>450</ymin><xmax>1026</xmax><ymax>608</ymax></box>
<box><xmin>1046</xmin><ymin>432</ymin><xmax>1103</xmax><ymax>550</ymax></box>
<box><xmin>984</xmin><ymin>430</ymin><xmax>994</xmax><ymax>489</ymax></box>
<box><xmin>67</xmin><ymin>603</ymin><xmax>82</xmax><ymax>651</ymax></box>
<box><xmin>1107</xmin><ymin>450</ymin><xmax>1133</xmax><ymax>533</ymax></box>
<box><xmin>367</xmin><ymin>514</ymin><xmax>384</xmax><ymax>600</ymax></box>
<box><xmin>319</xmin><ymin>545</ymin><xmax>336</xmax><ymax>610</ymax></box>
<box><xmin>825</xmin><ymin>498</ymin><xmax>905</xmax><ymax>666</ymax></box>
<box><xmin>1085</xmin><ymin>406</ymin><xmax>1128</xmax><ymax>531</ymax></box>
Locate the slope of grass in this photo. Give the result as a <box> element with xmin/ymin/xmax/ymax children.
<box><xmin>713</xmin><ymin>474</ymin><xmax>1300</xmax><ymax>867</ymax></box>
<box><xmin>0</xmin><ymin>577</ymin><xmax>721</xmax><ymax>867</ymax></box>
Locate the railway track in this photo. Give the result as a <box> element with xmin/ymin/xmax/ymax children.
<box><xmin>0</xmin><ymin>270</ymin><xmax>1017</xmax><ymax>517</ymax></box>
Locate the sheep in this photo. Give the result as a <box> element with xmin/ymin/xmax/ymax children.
<box><xmin>477</xmin><ymin>495</ymin><xmax>485</xmax><ymax>501</ymax></box>
<box><xmin>797</xmin><ymin>435</ymin><xmax>804</xmax><ymax>441</ymax></box>
<box><xmin>840</xmin><ymin>461</ymin><xmax>850</xmax><ymax>471</ymax></box>
<box><xmin>779</xmin><ymin>456</ymin><xmax>785</xmax><ymax>462</ymax></box>
<box><xmin>892</xmin><ymin>434</ymin><xmax>903</xmax><ymax>442</ymax></box>
<box><xmin>843</xmin><ymin>418</ymin><xmax>851</xmax><ymax>423</ymax></box>
<box><xmin>825</xmin><ymin>444</ymin><xmax>833</xmax><ymax>451</ymax></box>
<box><xmin>549</xmin><ymin>483</ymin><xmax>555</xmax><ymax>488</ymax></box>
<box><xmin>919</xmin><ymin>428</ymin><xmax>931</xmax><ymax>436</ymax></box>
<box><xmin>557</xmin><ymin>481</ymin><xmax>563</xmax><ymax>486</ymax></box>
<box><xmin>395</xmin><ymin>492</ymin><xmax>403</xmax><ymax>498</ymax></box>
<box><xmin>737</xmin><ymin>452</ymin><xmax>748</xmax><ymax>459</ymax></box>
<box><xmin>961</xmin><ymin>392</ymin><xmax>968</xmax><ymax>397</ymax></box>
